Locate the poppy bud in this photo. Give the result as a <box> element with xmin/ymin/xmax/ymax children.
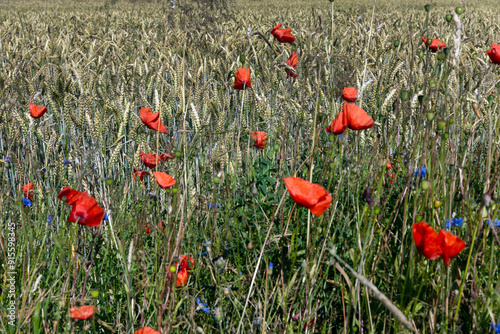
<box><xmin>445</xmin><ymin>14</ymin><xmax>452</xmax><ymax>22</ymax></box>
<box><xmin>437</xmin><ymin>120</ymin><xmax>446</xmax><ymax>130</ymax></box>
<box><xmin>449</xmin><ymin>117</ymin><xmax>454</xmax><ymax>124</ymax></box>
<box><xmin>217</xmin><ymin>84</ymin><xmax>222</xmax><ymax>90</ymax></box>
<box><xmin>172</xmin><ymin>188</ymin><xmax>178</xmax><ymax>194</ymax></box>
<box><xmin>418</xmin><ymin>51</ymin><xmax>424</xmax><ymax>58</ymax></box>
<box><xmin>437</xmin><ymin>53</ymin><xmax>443</xmax><ymax>61</ymax></box>
<box><xmin>169</xmin><ymin>266</ymin><xmax>176</xmax><ymax>273</ymax></box>
<box><xmin>374</xmin><ymin>208</ymin><xmax>381</xmax><ymax>214</ymax></box>
<box><xmin>426</xmin><ymin>112</ymin><xmax>435</xmax><ymax>121</ymax></box>
<box><xmin>455</xmin><ymin>7</ymin><xmax>463</xmax><ymax>15</ymax></box>
<box><xmin>421</xmin><ymin>180</ymin><xmax>430</xmax><ymax>190</ymax></box>
<box><xmin>472</xmin><ymin>54</ymin><xmax>477</xmax><ymax>60</ymax></box>
<box><xmin>91</xmin><ymin>290</ymin><xmax>99</xmax><ymax>298</ymax></box>
<box><xmin>362</xmin><ymin>187</ymin><xmax>375</xmax><ymax>207</ymax></box>
<box><xmin>329</xmin><ymin>163</ymin><xmax>335</xmax><ymax>169</ymax></box>
<box><xmin>175</xmin><ymin>151</ymin><xmax>181</xmax><ymax>158</ymax></box>
<box><xmin>213</xmin><ymin>177</ymin><xmax>220</xmax><ymax>184</ymax></box>
<box><xmin>394</xmin><ymin>40</ymin><xmax>400</xmax><ymax>48</ymax></box>
<box><xmin>416</xmin><ymin>215</ymin><xmax>423</xmax><ymax>222</ymax></box>
<box><xmin>429</xmin><ymin>79</ymin><xmax>436</xmax><ymax>88</ymax></box>
<box><xmin>434</xmin><ymin>200</ymin><xmax>442</xmax><ymax>208</ymax></box>
<box><xmin>488</xmin><ymin>95</ymin><xmax>495</xmax><ymax>106</ymax></box>
<box><xmin>443</xmin><ymin>132</ymin><xmax>450</xmax><ymax>139</ymax></box>
<box><xmin>424</xmin><ymin>4</ymin><xmax>431</xmax><ymax>11</ymax></box>
<box><xmin>444</xmin><ymin>48</ymin><xmax>450</xmax><ymax>56</ymax></box>
<box><xmin>239</xmin><ymin>55</ymin><xmax>246</xmax><ymax>63</ymax></box>
<box><xmin>105</xmin><ymin>178</ymin><xmax>114</xmax><ymax>186</ymax></box>
<box><xmin>410</xmin><ymin>22</ymin><xmax>416</xmax><ymax>29</ymax></box>
<box><xmin>61</xmin><ymin>196</ymin><xmax>67</xmax><ymax>202</ymax></box>
<box><xmin>273</xmin><ymin>144</ymin><xmax>280</xmax><ymax>151</ymax></box>
<box><xmin>255</xmin><ymin>70</ymin><xmax>260</xmax><ymax>75</ymax></box>
<box><xmin>329</xmin><ymin>57</ymin><xmax>335</xmax><ymax>64</ymax></box>
<box><xmin>482</xmin><ymin>193</ymin><xmax>492</xmax><ymax>207</ymax></box>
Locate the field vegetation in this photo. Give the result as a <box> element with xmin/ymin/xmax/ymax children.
<box><xmin>1</xmin><ymin>0</ymin><xmax>499</xmax><ymax>333</ymax></box>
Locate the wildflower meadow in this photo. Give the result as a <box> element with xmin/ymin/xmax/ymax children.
<box><xmin>1</xmin><ymin>0</ymin><xmax>499</xmax><ymax>332</ymax></box>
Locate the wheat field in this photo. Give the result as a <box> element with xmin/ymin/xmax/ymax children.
<box><xmin>0</xmin><ymin>0</ymin><xmax>499</xmax><ymax>333</ymax></box>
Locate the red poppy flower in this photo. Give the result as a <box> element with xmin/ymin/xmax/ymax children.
<box><xmin>386</xmin><ymin>161</ymin><xmax>392</xmax><ymax>170</ymax></box>
<box><xmin>341</xmin><ymin>87</ymin><xmax>358</xmax><ymax>102</ymax></box>
<box><xmin>145</xmin><ymin>222</ymin><xmax>164</xmax><ymax>236</ymax></box>
<box><xmin>285</xmin><ymin>52</ymin><xmax>299</xmax><ymax>78</ymax></box>
<box><xmin>271</xmin><ymin>23</ymin><xmax>295</xmax><ymax>44</ymax></box>
<box><xmin>486</xmin><ymin>43</ymin><xmax>500</xmax><ymax>65</ymax></box>
<box><xmin>284</xmin><ymin>177</ymin><xmax>332</xmax><ymax>217</ymax></box>
<box><xmin>140</xmin><ymin>107</ymin><xmax>168</xmax><ymax>133</ymax></box>
<box><xmin>343</xmin><ymin>102</ymin><xmax>374</xmax><ymax>131</ymax></box>
<box><xmin>22</xmin><ymin>182</ymin><xmax>34</xmax><ymax>201</ymax></box>
<box><xmin>29</xmin><ymin>103</ymin><xmax>47</xmax><ymax>118</ymax></box>
<box><xmin>438</xmin><ymin>230</ymin><xmax>465</xmax><ymax>266</ymax></box>
<box><xmin>152</xmin><ymin>172</ymin><xmax>176</xmax><ymax>189</ymax></box>
<box><xmin>233</xmin><ymin>68</ymin><xmax>251</xmax><ymax>90</ymax></box>
<box><xmin>135</xmin><ymin>327</ymin><xmax>160</xmax><ymax>334</ymax></box>
<box><xmin>250</xmin><ymin>131</ymin><xmax>267</xmax><ymax>149</ymax></box>
<box><xmin>58</xmin><ymin>187</ymin><xmax>105</xmax><ymax>227</ymax></box>
<box><xmin>325</xmin><ymin>111</ymin><xmax>347</xmax><ymax>135</ymax></box>
<box><xmin>421</xmin><ymin>37</ymin><xmax>446</xmax><ymax>53</ymax></box>
<box><xmin>413</xmin><ymin>222</ymin><xmax>465</xmax><ymax>266</ymax></box>
<box><xmin>70</xmin><ymin>305</ymin><xmax>97</xmax><ymax>320</ymax></box>
<box><xmin>140</xmin><ymin>152</ymin><xmax>174</xmax><ymax>169</ymax></box>
<box><xmin>176</xmin><ymin>255</ymin><xmax>195</xmax><ymax>286</ymax></box>
<box><xmin>133</xmin><ymin>169</ymin><xmax>150</xmax><ymax>181</ymax></box>
<box><xmin>413</xmin><ymin>222</ymin><xmax>443</xmax><ymax>261</ymax></box>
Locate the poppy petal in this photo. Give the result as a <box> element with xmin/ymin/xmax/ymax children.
<box><xmin>135</xmin><ymin>327</ymin><xmax>161</xmax><ymax>334</ymax></box>
<box><xmin>343</xmin><ymin>102</ymin><xmax>374</xmax><ymax>131</ymax></box>
<box><xmin>341</xmin><ymin>87</ymin><xmax>358</xmax><ymax>102</ymax></box>
<box><xmin>70</xmin><ymin>305</ymin><xmax>97</xmax><ymax>320</ymax></box>
<box><xmin>29</xmin><ymin>103</ymin><xmax>47</xmax><ymax>118</ymax></box>
<box><xmin>412</xmin><ymin>222</ymin><xmax>443</xmax><ymax>261</ymax></box>
<box><xmin>233</xmin><ymin>68</ymin><xmax>251</xmax><ymax>90</ymax></box>
<box><xmin>140</xmin><ymin>107</ymin><xmax>168</xmax><ymax>133</ymax></box>
<box><xmin>22</xmin><ymin>182</ymin><xmax>34</xmax><ymax>201</ymax></box>
<box><xmin>153</xmin><ymin>172</ymin><xmax>176</xmax><ymax>189</ymax></box>
<box><xmin>284</xmin><ymin>177</ymin><xmax>332</xmax><ymax>217</ymax></box>
<box><xmin>438</xmin><ymin>230</ymin><xmax>465</xmax><ymax>266</ymax></box>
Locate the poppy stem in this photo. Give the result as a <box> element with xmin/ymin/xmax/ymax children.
<box><xmin>453</xmin><ymin>211</ymin><xmax>481</xmax><ymax>324</ymax></box>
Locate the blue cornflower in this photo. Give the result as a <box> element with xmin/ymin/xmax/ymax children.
<box><xmin>269</xmin><ymin>262</ymin><xmax>273</xmax><ymax>269</ymax></box>
<box><xmin>486</xmin><ymin>218</ymin><xmax>500</xmax><ymax>229</ymax></box>
<box><xmin>268</xmin><ymin>262</ymin><xmax>273</xmax><ymax>274</ymax></box>
<box><xmin>445</xmin><ymin>217</ymin><xmax>463</xmax><ymax>228</ymax></box>
<box><xmin>4</xmin><ymin>156</ymin><xmax>12</xmax><ymax>166</ymax></box>
<box><xmin>103</xmin><ymin>213</ymin><xmax>111</xmax><ymax>221</ymax></box>
<box><xmin>22</xmin><ymin>197</ymin><xmax>32</xmax><ymax>207</ymax></box>
<box><xmin>48</xmin><ymin>215</ymin><xmax>53</xmax><ymax>225</ymax></box>
<box><xmin>207</xmin><ymin>203</ymin><xmax>221</xmax><ymax>209</ymax></box>
<box><xmin>196</xmin><ymin>298</ymin><xmax>211</xmax><ymax>314</ymax></box>
<box><xmin>492</xmin><ymin>322</ymin><xmax>500</xmax><ymax>334</ymax></box>
<box><xmin>414</xmin><ymin>167</ymin><xmax>427</xmax><ymax>178</ymax></box>
<box><xmin>63</xmin><ymin>158</ymin><xmax>72</xmax><ymax>166</ymax></box>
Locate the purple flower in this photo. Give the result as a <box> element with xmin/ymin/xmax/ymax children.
<box><xmin>196</xmin><ymin>298</ymin><xmax>211</xmax><ymax>314</ymax></box>
<box><xmin>486</xmin><ymin>218</ymin><xmax>500</xmax><ymax>229</ymax></box>
<box><xmin>445</xmin><ymin>217</ymin><xmax>463</xmax><ymax>228</ymax></box>
<box><xmin>23</xmin><ymin>197</ymin><xmax>32</xmax><ymax>207</ymax></box>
